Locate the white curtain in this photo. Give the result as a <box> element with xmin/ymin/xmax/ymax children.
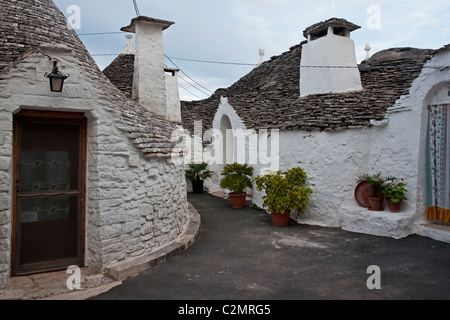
<box><xmin>427</xmin><ymin>104</ymin><xmax>450</xmax><ymax>223</ymax></box>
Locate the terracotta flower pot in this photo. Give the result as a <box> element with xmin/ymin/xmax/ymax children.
<box><xmin>271</xmin><ymin>211</ymin><xmax>291</xmax><ymax>227</ymax></box>
<box><xmin>368</xmin><ymin>196</ymin><xmax>384</xmax><ymax>211</ymax></box>
<box><xmin>386</xmin><ymin>199</ymin><xmax>403</xmax><ymax>212</ymax></box>
<box><xmin>228</xmin><ymin>193</ymin><xmax>247</xmax><ymax>209</ymax></box>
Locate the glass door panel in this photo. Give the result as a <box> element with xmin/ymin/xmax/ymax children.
<box><xmin>14</xmin><ymin>114</ymin><xmax>85</xmax><ymax>275</ymax></box>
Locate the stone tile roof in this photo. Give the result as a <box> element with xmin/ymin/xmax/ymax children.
<box><xmin>103</xmin><ymin>54</ymin><xmax>135</xmax><ymax>99</ymax></box>
<box><xmin>181</xmin><ymin>43</ymin><xmax>436</xmax><ymax>135</ymax></box>
<box><xmin>0</xmin><ymin>0</ymin><xmax>177</xmax><ymax>158</ymax></box>
<box><xmin>99</xmin><ymin>16</ymin><xmax>442</xmax><ymax>137</ymax></box>
<box><xmin>303</xmin><ymin>18</ymin><xmax>361</xmax><ymax>38</ymax></box>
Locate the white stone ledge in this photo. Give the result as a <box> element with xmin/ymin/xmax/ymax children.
<box><xmin>415</xmin><ymin>223</ymin><xmax>450</xmax><ymax>244</ymax></box>
<box><xmin>341</xmin><ymin>205</ymin><xmax>414</xmax><ymax>239</ymax></box>
<box><xmin>105</xmin><ymin>203</ymin><xmax>200</xmax><ymax>282</ymax></box>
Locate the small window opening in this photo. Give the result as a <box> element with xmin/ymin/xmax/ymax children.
<box><xmin>310</xmin><ymin>30</ymin><xmax>328</xmax><ymax>41</ymax></box>
<box><xmin>333</xmin><ymin>27</ymin><xmax>348</xmax><ymax>37</ymax></box>
<box><xmin>164</xmin><ymin>68</ymin><xmax>177</xmax><ymax>77</ymax></box>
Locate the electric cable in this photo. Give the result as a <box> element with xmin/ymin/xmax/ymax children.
<box><xmin>89</xmin><ymin>52</ymin><xmax>449</xmax><ymax>70</ymax></box>
<box><xmin>177</xmin><ymin>74</ymin><xmax>210</xmax><ymax>97</ymax></box>
<box><xmin>165</xmin><ymin>64</ymin><xmax>208</xmax><ymax>99</ymax></box>
<box><xmin>177</xmin><ymin>83</ymin><xmax>202</xmax><ymax>100</ymax></box>
<box><xmin>165</xmin><ymin>54</ymin><xmax>214</xmax><ymax>93</ymax></box>
<box><xmin>78</xmin><ymin>32</ymin><xmax>123</xmax><ymax>36</ymax></box>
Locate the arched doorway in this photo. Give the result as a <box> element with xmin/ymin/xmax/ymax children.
<box><xmin>220</xmin><ymin>115</ymin><xmax>234</xmax><ymax>165</ymax></box>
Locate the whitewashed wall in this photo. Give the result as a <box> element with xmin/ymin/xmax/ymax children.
<box><xmin>165</xmin><ymin>71</ymin><xmax>182</xmax><ymax>122</ymax></box>
<box><xmin>211</xmin><ymin>48</ymin><xmax>450</xmax><ymax>243</ymax></box>
<box><xmin>0</xmin><ymin>46</ymin><xmax>189</xmax><ymax>290</ymax></box>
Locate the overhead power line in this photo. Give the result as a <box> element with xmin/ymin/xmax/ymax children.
<box><xmin>177</xmin><ymin>83</ymin><xmax>202</xmax><ymax>100</ymax></box>
<box><xmin>78</xmin><ymin>32</ymin><xmax>123</xmax><ymax>36</ymax></box>
<box><xmin>168</xmin><ymin>56</ymin><xmax>257</xmax><ymax>67</ymax></box>
<box><xmin>177</xmin><ymin>74</ymin><xmax>210</xmax><ymax>97</ymax></box>
<box><xmin>91</xmin><ymin>53</ymin><xmax>121</xmax><ymax>56</ymax></box>
<box><xmin>164</xmin><ymin>63</ymin><xmax>210</xmax><ymax>98</ymax></box>
<box><xmin>132</xmin><ymin>0</ymin><xmax>140</xmax><ymax>17</ymax></box>
<box><xmin>165</xmin><ymin>54</ymin><xmax>214</xmax><ymax>94</ymax></box>
<box><xmin>89</xmin><ymin>52</ymin><xmax>449</xmax><ymax>70</ymax></box>
<box><xmin>167</xmin><ymin>56</ymin><xmax>449</xmax><ymax>70</ymax></box>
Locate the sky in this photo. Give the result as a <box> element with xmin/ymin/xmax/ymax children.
<box><xmin>53</xmin><ymin>0</ymin><xmax>450</xmax><ymax>101</ymax></box>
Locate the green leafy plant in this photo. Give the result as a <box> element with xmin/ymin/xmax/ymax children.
<box><xmin>382</xmin><ymin>178</ymin><xmax>407</xmax><ymax>203</ymax></box>
<box><xmin>220</xmin><ymin>163</ymin><xmax>254</xmax><ymax>194</ymax></box>
<box><xmin>254</xmin><ymin>167</ymin><xmax>313</xmax><ymax>214</ymax></box>
<box><xmin>185</xmin><ymin>162</ymin><xmax>214</xmax><ymax>182</ymax></box>
<box><xmin>250</xmin><ymin>203</ymin><xmax>264</xmax><ymax>212</ymax></box>
<box><xmin>357</xmin><ymin>172</ymin><xmax>394</xmax><ymax>197</ymax></box>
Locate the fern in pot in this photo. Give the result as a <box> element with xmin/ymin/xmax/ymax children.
<box><xmin>220</xmin><ymin>163</ymin><xmax>254</xmax><ymax>209</ymax></box>
<box><xmin>356</xmin><ymin>172</ymin><xmax>393</xmax><ymax>211</ymax></box>
<box><xmin>185</xmin><ymin>162</ymin><xmax>214</xmax><ymax>194</ymax></box>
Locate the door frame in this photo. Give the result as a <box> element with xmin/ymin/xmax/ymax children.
<box><xmin>12</xmin><ymin>110</ymin><xmax>87</xmax><ymax>276</ymax></box>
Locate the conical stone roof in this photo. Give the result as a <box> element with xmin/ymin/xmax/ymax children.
<box><xmin>0</xmin><ymin>0</ymin><xmax>178</xmax><ymax>157</ymax></box>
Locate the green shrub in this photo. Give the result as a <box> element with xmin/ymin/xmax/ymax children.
<box><xmin>254</xmin><ymin>167</ymin><xmax>313</xmax><ymax>214</ymax></box>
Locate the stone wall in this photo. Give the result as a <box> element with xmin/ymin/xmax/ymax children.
<box><xmin>0</xmin><ymin>47</ymin><xmax>189</xmax><ymax>290</ymax></box>
<box><xmin>88</xmin><ymin>128</ymin><xmax>189</xmax><ymax>269</ymax></box>
<box><xmin>0</xmin><ymin>109</ymin><xmax>12</xmax><ymax>290</ymax></box>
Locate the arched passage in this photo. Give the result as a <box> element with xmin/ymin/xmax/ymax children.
<box><xmin>220</xmin><ymin>115</ymin><xmax>234</xmax><ymax>165</ymax></box>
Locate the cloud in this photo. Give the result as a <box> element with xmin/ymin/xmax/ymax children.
<box><xmin>408</xmin><ymin>11</ymin><xmax>439</xmax><ymax>28</ymax></box>
<box><xmin>181</xmin><ymin>95</ymin><xmax>202</xmax><ymax>102</ymax></box>
<box><xmin>53</xmin><ymin>0</ymin><xmax>450</xmax><ymax>97</ymax></box>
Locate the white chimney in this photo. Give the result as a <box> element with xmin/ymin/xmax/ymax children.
<box><xmin>121</xmin><ymin>17</ymin><xmax>179</xmax><ymax>121</ymax></box>
<box><xmin>300</xmin><ymin>18</ymin><xmax>363</xmax><ymax>97</ymax></box>
<box><xmin>164</xmin><ymin>67</ymin><xmax>181</xmax><ymax>122</ymax></box>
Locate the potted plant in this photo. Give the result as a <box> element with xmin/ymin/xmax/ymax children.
<box><xmin>356</xmin><ymin>172</ymin><xmax>393</xmax><ymax>211</ymax></box>
<box><xmin>185</xmin><ymin>162</ymin><xmax>214</xmax><ymax>194</ymax></box>
<box><xmin>382</xmin><ymin>178</ymin><xmax>407</xmax><ymax>212</ymax></box>
<box><xmin>254</xmin><ymin>167</ymin><xmax>313</xmax><ymax>227</ymax></box>
<box><xmin>220</xmin><ymin>163</ymin><xmax>254</xmax><ymax>208</ymax></box>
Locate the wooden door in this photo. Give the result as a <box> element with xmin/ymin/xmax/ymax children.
<box><xmin>13</xmin><ymin>111</ymin><xmax>86</xmax><ymax>275</ymax></box>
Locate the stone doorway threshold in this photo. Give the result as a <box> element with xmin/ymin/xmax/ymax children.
<box><xmin>0</xmin><ymin>268</ymin><xmax>120</xmax><ymax>300</ymax></box>
<box><xmin>417</xmin><ymin>222</ymin><xmax>450</xmax><ymax>243</ymax></box>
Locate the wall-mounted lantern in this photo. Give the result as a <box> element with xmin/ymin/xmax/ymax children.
<box><xmin>44</xmin><ymin>61</ymin><xmax>69</xmax><ymax>92</ymax></box>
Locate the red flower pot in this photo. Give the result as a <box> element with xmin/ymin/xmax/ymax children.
<box><xmin>386</xmin><ymin>199</ymin><xmax>403</xmax><ymax>212</ymax></box>
<box><xmin>271</xmin><ymin>211</ymin><xmax>291</xmax><ymax>227</ymax></box>
<box><xmin>368</xmin><ymin>196</ymin><xmax>384</xmax><ymax>211</ymax></box>
<box><xmin>228</xmin><ymin>193</ymin><xmax>247</xmax><ymax>209</ymax></box>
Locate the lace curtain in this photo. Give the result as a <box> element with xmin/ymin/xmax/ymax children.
<box><xmin>427</xmin><ymin>104</ymin><xmax>450</xmax><ymax>223</ymax></box>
